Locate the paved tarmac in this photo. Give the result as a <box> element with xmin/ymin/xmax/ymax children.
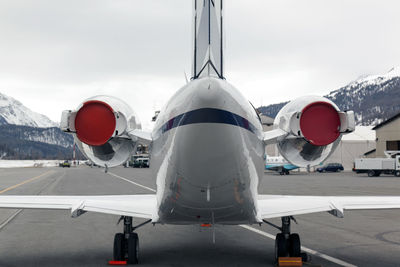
<box><xmin>0</xmin><ymin>166</ymin><xmax>399</xmax><ymax>266</ymax></box>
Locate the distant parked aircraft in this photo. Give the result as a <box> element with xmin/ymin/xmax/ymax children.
<box><xmin>266</xmin><ymin>156</ymin><xmax>299</xmax><ymax>175</ymax></box>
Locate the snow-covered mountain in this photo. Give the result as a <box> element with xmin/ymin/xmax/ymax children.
<box><xmin>258</xmin><ymin>67</ymin><xmax>400</xmax><ymax>126</ymax></box>
<box><xmin>0</xmin><ymin>125</ymin><xmax>73</xmax><ymax>148</ymax></box>
<box><xmin>0</xmin><ymin>124</ymin><xmax>78</xmax><ymax>160</ymax></box>
<box><xmin>0</xmin><ymin>92</ymin><xmax>57</xmax><ymax>128</ymax></box>
<box><xmin>0</xmin><ymin>92</ymin><xmax>78</xmax><ymax>159</ymax></box>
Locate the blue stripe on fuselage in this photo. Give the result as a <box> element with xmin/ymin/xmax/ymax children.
<box><xmin>154</xmin><ymin>108</ymin><xmax>261</xmax><ymax>138</ymax></box>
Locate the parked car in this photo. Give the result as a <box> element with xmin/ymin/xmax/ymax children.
<box><xmin>317</xmin><ymin>163</ymin><xmax>344</xmax><ymax>173</ymax></box>
<box><xmin>59</xmin><ymin>160</ymin><xmax>71</xmax><ymax>168</ymax></box>
<box><xmin>133</xmin><ymin>158</ymin><xmax>150</xmax><ymax>168</ymax></box>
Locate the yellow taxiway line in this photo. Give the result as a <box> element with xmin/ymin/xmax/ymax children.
<box><xmin>0</xmin><ymin>170</ymin><xmax>54</xmax><ymax>194</ymax></box>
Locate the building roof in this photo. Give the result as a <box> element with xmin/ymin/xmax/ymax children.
<box><xmin>372</xmin><ymin>111</ymin><xmax>400</xmax><ymax>130</ymax></box>
<box><xmin>342</xmin><ymin>126</ymin><xmax>376</xmax><ymax>141</ymax></box>
<box><xmin>260</xmin><ymin>115</ymin><xmax>274</xmax><ymax>126</ymax></box>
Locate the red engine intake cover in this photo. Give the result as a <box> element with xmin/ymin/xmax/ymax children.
<box><xmin>300</xmin><ymin>101</ymin><xmax>341</xmax><ymax>146</ymax></box>
<box><xmin>74</xmin><ymin>100</ymin><xmax>116</xmax><ymax>146</ymax></box>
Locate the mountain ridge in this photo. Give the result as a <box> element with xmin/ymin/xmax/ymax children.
<box><xmin>0</xmin><ymin>92</ymin><xmax>57</xmax><ymax>128</ymax></box>
<box><xmin>0</xmin><ymin>91</ymin><xmax>78</xmax><ymax>159</ymax></box>
<box><xmin>258</xmin><ymin>67</ymin><xmax>400</xmax><ymax>126</ymax></box>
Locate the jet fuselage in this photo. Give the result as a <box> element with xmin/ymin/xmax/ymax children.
<box><xmin>151</xmin><ymin>77</ymin><xmax>265</xmax><ymax>224</ymax></box>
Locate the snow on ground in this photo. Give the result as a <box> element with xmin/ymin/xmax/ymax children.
<box><xmin>0</xmin><ymin>160</ymin><xmax>61</xmax><ymax>168</ymax></box>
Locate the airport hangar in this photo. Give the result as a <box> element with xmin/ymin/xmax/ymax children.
<box><xmin>260</xmin><ymin>114</ymin><xmax>377</xmax><ymax>171</ymax></box>
<box><xmin>365</xmin><ymin>111</ymin><xmax>400</xmax><ymax>158</ymax></box>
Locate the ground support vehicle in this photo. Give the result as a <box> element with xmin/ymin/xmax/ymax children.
<box><xmin>354</xmin><ymin>153</ymin><xmax>400</xmax><ymax>177</ymax></box>
<box><xmin>132</xmin><ymin>158</ymin><xmax>149</xmax><ymax>168</ymax></box>
<box><xmin>59</xmin><ymin>160</ymin><xmax>71</xmax><ymax>168</ymax></box>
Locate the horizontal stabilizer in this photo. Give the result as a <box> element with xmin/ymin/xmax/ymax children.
<box><xmin>257</xmin><ymin>195</ymin><xmax>400</xmax><ymax>220</ymax></box>
<box><xmin>0</xmin><ymin>195</ymin><xmax>157</xmax><ymax>220</ymax></box>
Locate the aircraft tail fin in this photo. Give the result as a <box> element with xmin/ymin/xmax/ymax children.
<box><xmin>192</xmin><ymin>0</ymin><xmax>224</xmax><ymax>80</ymax></box>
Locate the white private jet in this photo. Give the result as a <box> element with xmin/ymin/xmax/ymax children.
<box><xmin>1</xmin><ymin>1</ymin><xmax>400</xmax><ymax>264</ymax></box>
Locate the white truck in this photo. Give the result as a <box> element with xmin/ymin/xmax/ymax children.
<box><xmin>354</xmin><ymin>151</ymin><xmax>400</xmax><ymax>177</ymax></box>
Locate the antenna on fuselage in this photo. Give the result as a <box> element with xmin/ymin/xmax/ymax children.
<box><xmin>192</xmin><ymin>0</ymin><xmax>224</xmax><ymax>80</ymax></box>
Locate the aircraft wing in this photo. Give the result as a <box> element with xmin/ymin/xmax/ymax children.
<box><xmin>0</xmin><ymin>194</ymin><xmax>157</xmax><ymax>219</ymax></box>
<box><xmin>257</xmin><ymin>195</ymin><xmax>400</xmax><ymax>219</ymax></box>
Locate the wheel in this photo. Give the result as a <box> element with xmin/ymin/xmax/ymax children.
<box><xmin>395</xmin><ymin>171</ymin><xmax>400</xmax><ymax>177</ymax></box>
<box><xmin>275</xmin><ymin>233</ymin><xmax>287</xmax><ymax>261</ymax></box>
<box><xmin>285</xmin><ymin>170</ymin><xmax>290</xmax><ymax>175</ymax></box>
<box><xmin>113</xmin><ymin>233</ymin><xmax>125</xmax><ymax>261</ymax></box>
<box><xmin>368</xmin><ymin>170</ymin><xmax>375</xmax><ymax>177</ymax></box>
<box><xmin>288</xmin><ymin>234</ymin><xmax>301</xmax><ymax>257</ymax></box>
<box><xmin>127</xmin><ymin>233</ymin><xmax>139</xmax><ymax>264</ymax></box>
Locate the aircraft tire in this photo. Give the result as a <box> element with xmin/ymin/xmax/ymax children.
<box><xmin>127</xmin><ymin>233</ymin><xmax>139</xmax><ymax>264</ymax></box>
<box><xmin>113</xmin><ymin>233</ymin><xmax>125</xmax><ymax>261</ymax></box>
<box><xmin>275</xmin><ymin>233</ymin><xmax>287</xmax><ymax>260</ymax></box>
<box><xmin>288</xmin><ymin>233</ymin><xmax>301</xmax><ymax>257</ymax></box>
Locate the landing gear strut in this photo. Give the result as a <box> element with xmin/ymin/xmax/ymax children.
<box><xmin>113</xmin><ymin>217</ymin><xmax>151</xmax><ymax>264</ymax></box>
<box><xmin>275</xmin><ymin>217</ymin><xmax>301</xmax><ymax>260</ymax></box>
<box><xmin>264</xmin><ymin>217</ymin><xmax>306</xmax><ymax>262</ymax></box>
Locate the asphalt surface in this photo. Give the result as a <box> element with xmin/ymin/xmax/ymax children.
<box><xmin>0</xmin><ymin>166</ymin><xmax>399</xmax><ymax>267</ymax></box>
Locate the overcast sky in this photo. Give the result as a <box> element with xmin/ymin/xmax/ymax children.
<box><xmin>1</xmin><ymin>0</ymin><xmax>400</xmax><ymax>129</ymax></box>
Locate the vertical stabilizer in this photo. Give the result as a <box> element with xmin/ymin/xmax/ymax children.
<box><xmin>192</xmin><ymin>0</ymin><xmax>224</xmax><ymax>79</ymax></box>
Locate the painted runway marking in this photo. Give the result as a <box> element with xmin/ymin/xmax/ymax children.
<box><xmin>108</xmin><ymin>172</ymin><xmax>156</xmax><ymax>192</ymax></box>
<box><xmin>239</xmin><ymin>225</ymin><xmax>357</xmax><ymax>267</ymax></box>
<box><xmin>0</xmin><ymin>170</ymin><xmax>54</xmax><ymax>230</ymax></box>
<box><xmin>0</xmin><ymin>170</ymin><xmax>54</xmax><ymax>194</ymax></box>
<box><xmin>106</xmin><ymin>172</ymin><xmax>357</xmax><ymax>267</ymax></box>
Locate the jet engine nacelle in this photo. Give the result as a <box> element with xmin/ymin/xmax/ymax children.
<box><xmin>274</xmin><ymin>96</ymin><xmax>355</xmax><ymax>168</ymax></box>
<box><xmin>60</xmin><ymin>95</ymin><xmax>141</xmax><ymax>167</ymax></box>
